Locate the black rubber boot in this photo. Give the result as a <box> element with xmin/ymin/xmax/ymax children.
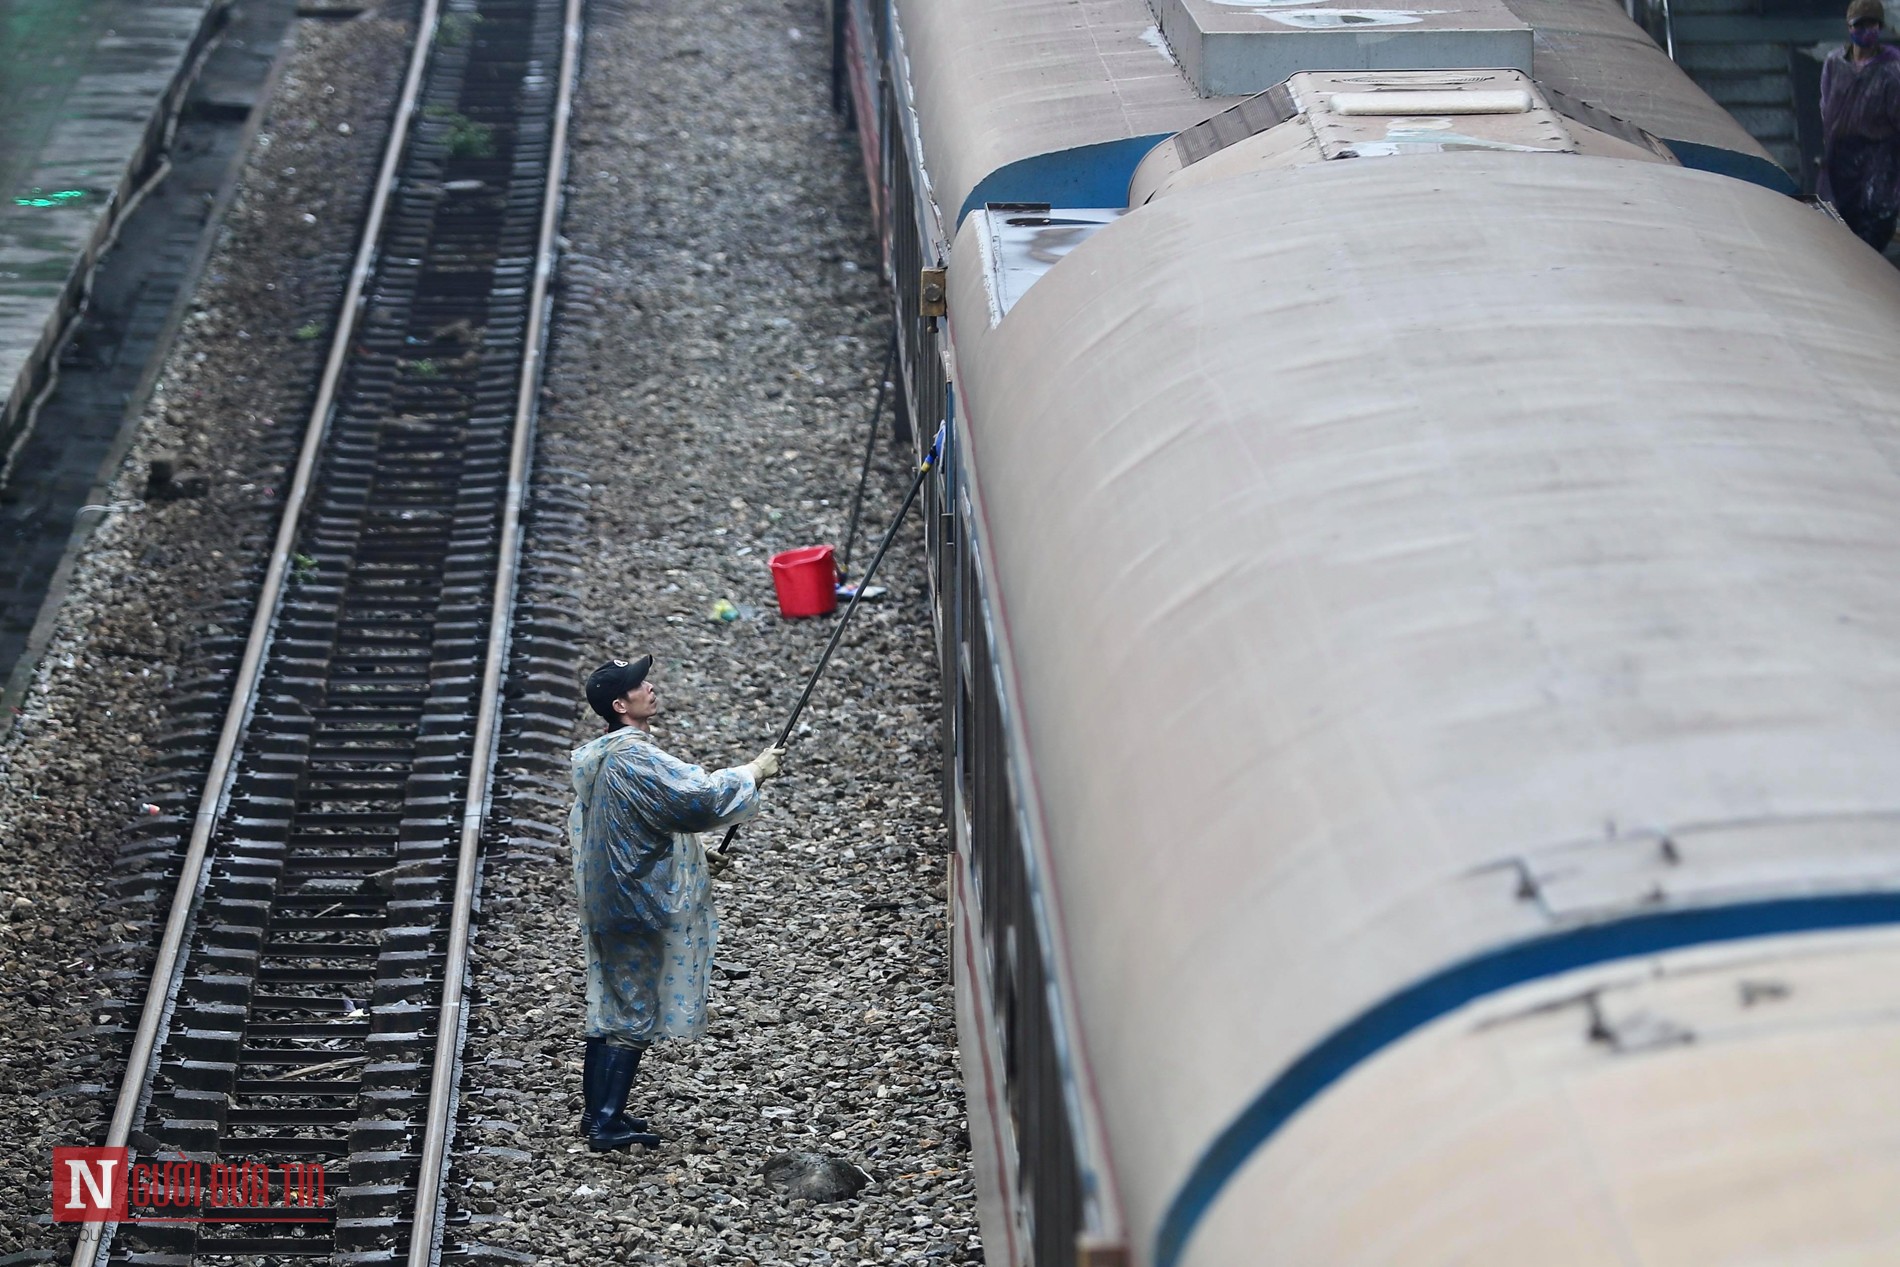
<box><xmin>582</xmin><ymin>1037</ymin><xmax>647</xmax><ymax>1136</ymax></box>
<box><xmin>582</xmin><ymin>1036</ymin><xmax>603</xmax><ymax>1128</ymax></box>
<box><xmin>584</xmin><ymin>1043</ymin><xmax>661</xmax><ymax>1152</ymax></box>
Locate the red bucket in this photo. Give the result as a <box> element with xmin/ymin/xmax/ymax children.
<box><xmin>769</xmin><ymin>544</ymin><xmax>838</xmax><ymax>618</ymax></box>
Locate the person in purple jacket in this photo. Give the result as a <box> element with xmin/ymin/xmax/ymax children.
<box><xmin>1822</xmin><ymin>0</ymin><xmax>1900</xmax><ymax>250</ymax></box>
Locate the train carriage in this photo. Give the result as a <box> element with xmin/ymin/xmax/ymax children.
<box><xmin>832</xmin><ymin>0</ymin><xmax>1900</xmax><ymax>1263</ymax></box>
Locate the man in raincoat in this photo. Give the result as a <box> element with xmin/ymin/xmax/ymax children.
<box><xmin>571</xmin><ymin>655</ymin><xmax>784</xmax><ymax>1150</ymax></box>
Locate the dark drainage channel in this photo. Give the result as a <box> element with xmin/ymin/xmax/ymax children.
<box><xmin>0</xmin><ymin>0</ymin><xmax>298</xmax><ymax>705</ymax></box>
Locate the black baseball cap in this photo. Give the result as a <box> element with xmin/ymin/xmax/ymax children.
<box><xmin>585</xmin><ymin>655</ymin><xmax>653</xmax><ymax>720</ymax></box>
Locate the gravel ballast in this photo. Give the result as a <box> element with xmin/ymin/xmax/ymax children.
<box><xmin>0</xmin><ymin>0</ymin><xmax>973</xmax><ymax>1260</ymax></box>
<box><xmin>0</xmin><ymin>11</ymin><xmax>411</xmax><ymax>1252</ymax></box>
<box><xmin>442</xmin><ymin>0</ymin><xmax>973</xmax><ymax>1261</ymax></box>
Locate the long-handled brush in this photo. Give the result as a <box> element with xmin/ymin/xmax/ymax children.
<box><xmin>716</xmin><ymin>422</ymin><xmax>945</xmax><ymax>856</ymax></box>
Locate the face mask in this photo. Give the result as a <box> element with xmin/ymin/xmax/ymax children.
<box><xmin>1853</xmin><ymin>23</ymin><xmax>1883</xmax><ymax>45</ymax></box>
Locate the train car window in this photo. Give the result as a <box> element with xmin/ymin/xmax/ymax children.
<box><xmin>940</xmin><ymin>506</ymin><xmax>964</xmax><ymax>825</ymax></box>
<box><xmin>957</xmin><ymin>543</ymin><xmax>1088</xmax><ymax>1261</ymax></box>
<box><xmin>869</xmin><ymin>0</ymin><xmax>889</xmax><ymax>62</ymax></box>
<box><xmin>955</xmin><ymin>495</ymin><xmax>985</xmax><ymax>833</ymax></box>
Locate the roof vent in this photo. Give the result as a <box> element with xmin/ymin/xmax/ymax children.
<box><xmin>1128</xmin><ymin>71</ymin><xmax>1680</xmax><ymax>204</ymax></box>
<box><xmin>1150</xmin><ymin>0</ymin><xmax>1534</xmax><ymax>97</ymax></box>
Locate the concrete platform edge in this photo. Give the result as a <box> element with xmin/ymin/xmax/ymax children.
<box><xmin>0</xmin><ymin>0</ymin><xmax>235</xmax><ymax>472</ymax></box>
<box><xmin>0</xmin><ymin>11</ymin><xmax>304</xmax><ymax>742</ymax></box>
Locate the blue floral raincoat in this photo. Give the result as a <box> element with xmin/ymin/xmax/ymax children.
<box><xmin>569</xmin><ymin>726</ymin><xmax>761</xmax><ymax>1044</ymax></box>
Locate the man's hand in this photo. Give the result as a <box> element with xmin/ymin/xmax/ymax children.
<box><xmin>745</xmin><ymin>745</ymin><xmax>786</xmax><ymax>782</ymax></box>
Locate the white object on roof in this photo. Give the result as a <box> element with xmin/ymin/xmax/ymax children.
<box><xmin>1330</xmin><ymin>87</ymin><xmax>1532</xmax><ymax>113</ymax></box>
<box><xmin>1126</xmin><ymin>70</ymin><xmax>1672</xmax><ymax>204</ymax></box>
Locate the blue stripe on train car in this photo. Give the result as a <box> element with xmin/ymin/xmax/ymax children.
<box><xmin>955</xmin><ymin>135</ymin><xmax>1172</xmax><ymax>228</ymax></box>
<box><xmin>1663</xmin><ymin>138</ymin><xmax>1801</xmax><ymax>196</ymax></box>
<box><xmin>956</xmin><ymin>134</ymin><xmax>1794</xmax><ymax>233</ymax></box>
<box><xmin>1156</xmin><ymin>890</ymin><xmax>1900</xmax><ymax>1267</ymax></box>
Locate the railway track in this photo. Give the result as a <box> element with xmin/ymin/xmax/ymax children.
<box><xmin>71</xmin><ymin>0</ymin><xmax>583</xmax><ymax>1262</ymax></box>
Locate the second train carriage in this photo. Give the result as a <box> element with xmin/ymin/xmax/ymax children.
<box><xmin>831</xmin><ymin>0</ymin><xmax>1900</xmax><ymax>1263</ymax></box>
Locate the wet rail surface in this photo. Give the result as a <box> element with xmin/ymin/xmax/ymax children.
<box><xmin>77</xmin><ymin>0</ymin><xmax>582</xmax><ymax>1263</ymax></box>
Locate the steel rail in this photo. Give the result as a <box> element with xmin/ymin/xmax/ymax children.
<box><xmin>405</xmin><ymin>0</ymin><xmax>584</xmax><ymax>1259</ymax></box>
<box><xmin>70</xmin><ymin>5</ymin><xmax>444</xmax><ymax>1265</ymax></box>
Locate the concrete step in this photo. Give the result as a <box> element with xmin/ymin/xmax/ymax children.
<box><xmin>1676</xmin><ymin>39</ymin><xmax>1792</xmax><ymax>70</ymax></box>
<box><xmin>1671</xmin><ymin>0</ymin><xmax>1759</xmax><ymax>15</ymax></box>
<box><xmin>1728</xmin><ymin>103</ymin><xmax>1798</xmax><ymax>137</ymax></box>
<box><xmin>1701</xmin><ymin>70</ymin><xmax>1797</xmax><ymax>104</ymax></box>
<box><xmin>1673</xmin><ymin>13</ymin><xmax>1843</xmax><ymax>40</ymax></box>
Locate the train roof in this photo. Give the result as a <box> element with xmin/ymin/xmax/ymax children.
<box><xmin>895</xmin><ymin>0</ymin><xmax>1773</xmax><ymax>229</ymax></box>
<box><xmin>946</xmin><ymin>153</ymin><xmax>1900</xmax><ymax>1265</ymax></box>
<box><xmin>1506</xmin><ymin>0</ymin><xmax>1767</xmax><ymax>155</ymax></box>
<box><xmin>893</xmin><ymin>0</ymin><xmax>1235</xmax><ymax>231</ymax></box>
<box><xmin>1186</xmin><ymin>924</ymin><xmax>1900</xmax><ymax>1264</ymax></box>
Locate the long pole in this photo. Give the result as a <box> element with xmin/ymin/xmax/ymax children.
<box><xmin>839</xmin><ymin>335</ymin><xmax>897</xmax><ymax>579</ymax></box>
<box><xmin>718</xmin><ymin>424</ymin><xmax>943</xmax><ymax>854</ymax></box>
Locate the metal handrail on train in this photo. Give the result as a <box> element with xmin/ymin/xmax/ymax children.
<box><xmin>1632</xmin><ymin>0</ymin><xmax>1678</xmax><ymax>60</ymax></box>
<box><xmin>405</xmin><ymin>0</ymin><xmax>582</xmax><ymax>1259</ymax></box>
<box><xmin>68</xmin><ymin>5</ymin><xmax>443</xmax><ymax>1265</ymax></box>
